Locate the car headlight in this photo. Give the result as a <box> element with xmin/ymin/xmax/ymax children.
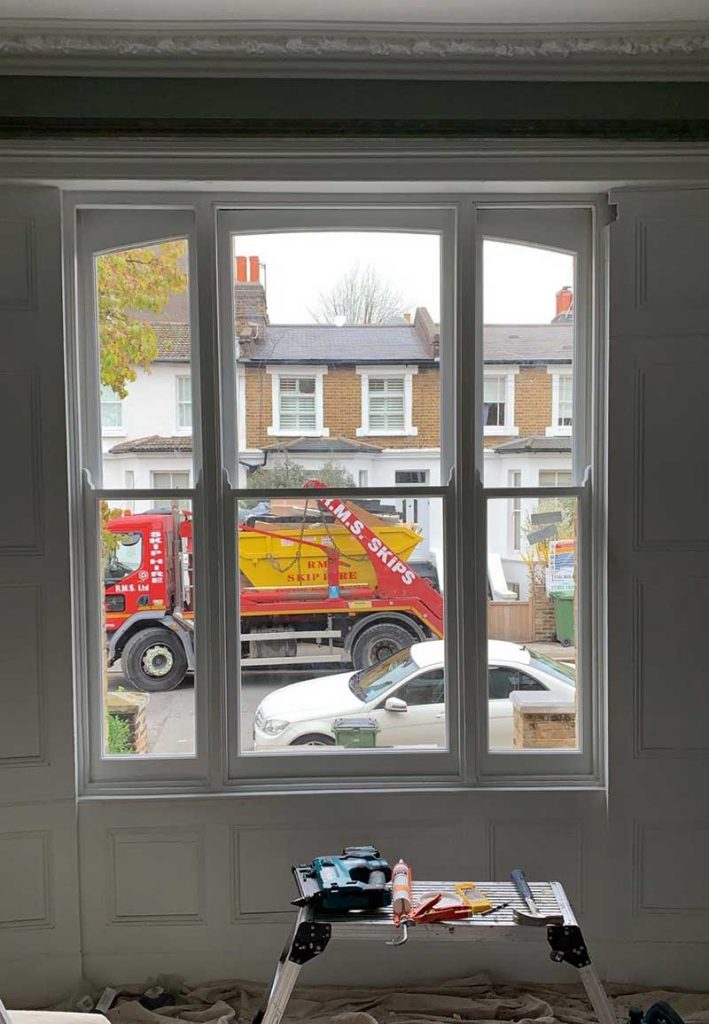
<box><xmin>261</xmin><ymin>718</ymin><xmax>289</xmax><ymax>736</ymax></box>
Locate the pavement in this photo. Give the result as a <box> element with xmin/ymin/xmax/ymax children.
<box><xmin>107</xmin><ymin>640</ymin><xmax>576</xmax><ymax>756</ymax></box>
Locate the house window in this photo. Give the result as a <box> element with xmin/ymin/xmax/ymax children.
<box><xmin>73</xmin><ymin>198</ymin><xmax>596</xmax><ymax>789</ymax></box>
<box><xmin>547</xmin><ymin>371</ymin><xmax>573</xmax><ymax>435</ymax></box>
<box><xmin>100</xmin><ymin>385</ymin><xmax>123</xmax><ymax>433</ymax></box>
<box><xmin>482</xmin><ymin>369</ymin><xmax>519</xmax><ymax>436</ymax></box>
<box><xmin>267</xmin><ymin>368</ymin><xmax>328</xmax><ymax>436</ymax></box>
<box><xmin>558</xmin><ymin>375</ymin><xmax>573</xmax><ymax>427</ymax></box>
<box><xmin>278</xmin><ymin>376</ymin><xmax>316</xmax><ymax>431</ymax></box>
<box><xmin>357</xmin><ymin>368</ymin><xmax>417</xmax><ymax>437</ymax></box>
<box><xmin>368</xmin><ymin>377</ymin><xmax>405</xmax><ymax>431</ymax></box>
<box><xmin>176</xmin><ymin>375</ymin><xmax>192</xmax><ymax>431</ymax></box>
<box><xmin>151</xmin><ymin>470</ymin><xmax>191</xmax><ymax>489</ymax></box>
<box><xmin>483</xmin><ymin>375</ymin><xmax>506</xmax><ymax>427</ymax></box>
<box><xmin>539</xmin><ymin>470</ymin><xmax>573</xmax><ymax>487</ymax></box>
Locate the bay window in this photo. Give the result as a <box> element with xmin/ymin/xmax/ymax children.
<box><xmin>69</xmin><ymin>194</ymin><xmax>601</xmax><ymax>791</ymax></box>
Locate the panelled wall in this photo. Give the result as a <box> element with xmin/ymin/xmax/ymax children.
<box><xmin>605</xmin><ymin>189</ymin><xmax>709</xmax><ymax>978</ymax></box>
<box><xmin>0</xmin><ymin>188</ymin><xmax>82</xmax><ymax>1004</ymax></box>
<box><xmin>2</xmin><ymin>185</ymin><xmax>709</xmax><ymax>1005</ymax></box>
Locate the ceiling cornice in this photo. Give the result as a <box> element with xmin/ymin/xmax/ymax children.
<box><xmin>1</xmin><ymin>19</ymin><xmax>709</xmax><ymax>79</ymax></box>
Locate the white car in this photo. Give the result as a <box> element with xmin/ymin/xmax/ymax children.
<box><xmin>253</xmin><ymin>639</ymin><xmax>575</xmax><ymax>751</ymax></box>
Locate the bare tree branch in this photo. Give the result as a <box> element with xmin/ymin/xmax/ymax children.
<box><xmin>310</xmin><ymin>263</ymin><xmax>407</xmax><ymax>325</ymax></box>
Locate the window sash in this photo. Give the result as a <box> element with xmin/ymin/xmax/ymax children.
<box><xmin>217</xmin><ymin>204</ymin><xmax>458</xmax><ymax>784</ymax></box>
<box><xmin>476</xmin><ymin>204</ymin><xmax>596</xmax><ymax>782</ymax></box>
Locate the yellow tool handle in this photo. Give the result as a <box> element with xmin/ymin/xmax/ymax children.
<box><xmin>454</xmin><ymin>882</ymin><xmax>493</xmax><ymax>913</ymax></box>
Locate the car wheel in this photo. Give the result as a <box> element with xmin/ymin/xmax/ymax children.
<box><xmin>351</xmin><ymin>622</ymin><xmax>415</xmax><ymax>668</ymax></box>
<box><xmin>121</xmin><ymin>627</ymin><xmax>188</xmax><ymax>692</ymax></box>
<box><xmin>290</xmin><ymin>733</ymin><xmax>336</xmax><ymax>747</ymax></box>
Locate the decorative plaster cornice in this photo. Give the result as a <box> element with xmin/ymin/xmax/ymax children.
<box><xmin>1</xmin><ymin>20</ymin><xmax>709</xmax><ymax>78</ymax></box>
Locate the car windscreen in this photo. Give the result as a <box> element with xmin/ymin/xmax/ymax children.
<box><xmin>525</xmin><ymin>647</ymin><xmax>576</xmax><ymax>686</ymax></box>
<box><xmin>349</xmin><ymin>648</ymin><xmax>419</xmax><ymax>703</ymax></box>
<box><xmin>104</xmin><ymin>532</ymin><xmax>142</xmax><ymax>583</ymax></box>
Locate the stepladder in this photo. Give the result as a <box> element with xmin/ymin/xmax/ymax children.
<box><xmin>253</xmin><ymin>881</ymin><xmax>616</xmax><ymax>1024</ymax></box>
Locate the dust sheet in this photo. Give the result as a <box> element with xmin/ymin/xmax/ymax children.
<box><xmin>102</xmin><ymin>975</ymin><xmax>709</xmax><ymax>1024</ymax></box>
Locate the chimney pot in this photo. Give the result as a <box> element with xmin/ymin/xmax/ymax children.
<box><xmin>249</xmin><ymin>256</ymin><xmax>260</xmax><ymax>283</ymax></box>
<box><xmin>555</xmin><ymin>286</ymin><xmax>573</xmax><ymax>318</ymax></box>
<box><xmin>235</xmin><ymin>256</ymin><xmax>247</xmax><ymax>283</ymax></box>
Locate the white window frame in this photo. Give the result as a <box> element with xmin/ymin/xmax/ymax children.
<box><xmin>266</xmin><ymin>366</ymin><xmax>328</xmax><ymax>437</ymax></box>
<box><xmin>477</xmin><ymin>204</ymin><xmax>597</xmax><ymax>783</ymax></box>
<box><xmin>176</xmin><ymin>373</ymin><xmax>192</xmax><ymax>433</ymax></box>
<box><xmin>68</xmin><ymin>203</ymin><xmax>208</xmax><ymax>790</ymax></box>
<box><xmin>65</xmin><ymin>190</ymin><xmax>602</xmax><ymax>794</ymax></box>
<box><xmin>100</xmin><ymin>384</ymin><xmax>125</xmax><ymax>436</ymax></box>
<box><xmin>356</xmin><ymin>365</ymin><xmax>418</xmax><ymax>437</ymax></box>
<box><xmin>547</xmin><ymin>367</ymin><xmax>574</xmax><ymax>436</ymax></box>
<box><xmin>217</xmin><ymin>203</ymin><xmax>456</xmax><ymax>786</ymax></box>
<box><xmin>483</xmin><ymin>366</ymin><xmax>519</xmax><ymax>436</ymax></box>
<box><xmin>509</xmin><ymin>469</ymin><xmax>522</xmax><ymax>552</ymax></box>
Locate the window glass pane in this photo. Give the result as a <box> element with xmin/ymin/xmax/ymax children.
<box><xmin>486</xmin><ymin>496</ymin><xmax>578</xmax><ymax>752</ymax></box>
<box><xmin>100</xmin><ymin>498</ymin><xmax>196</xmax><ymax>758</ymax></box>
<box><xmin>233</xmin><ymin>231</ymin><xmax>440</xmax><ymax>486</ymax></box>
<box><xmin>482</xmin><ymin>240</ymin><xmax>574</xmax><ymax>483</ymax></box>
<box><xmin>237</xmin><ymin>493</ymin><xmax>445</xmax><ymax>753</ymax></box>
<box><xmin>95</xmin><ymin>240</ymin><xmax>194</xmax><ymax>488</ymax></box>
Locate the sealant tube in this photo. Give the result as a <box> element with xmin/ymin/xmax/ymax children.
<box><xmin>391</xmin><ymin>859</ymin><xmax>412</xmax><ymax>918</ymax></box>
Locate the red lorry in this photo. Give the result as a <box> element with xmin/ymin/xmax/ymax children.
<box><xmin>104</xmin><ymin>487</ymin><xmax>444</xmax><ymax>692</ymax></box>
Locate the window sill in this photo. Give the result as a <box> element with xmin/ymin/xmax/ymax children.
<box><xmin>483</xmin><ymin>426</ymin><xmax>520</xmax><ymax>437</ymax></box>
<box><xmin>267</xmin><ymin>427</ymin><xmax>330</xmax><ymax>437</ymax></box>
<box><xmin>545</xmin><ymin>426</ymin><xmax>573</xmax><ymax>436</ymax></box>
<box><xmin>356</xmin><ymin>427</ymin><xmax>418</xmax><ymax>437</ymax></box>
<box><xmin>102</xmin><ymin>428</ymin><xmax>126</xmax><ymax>437</ymax></box>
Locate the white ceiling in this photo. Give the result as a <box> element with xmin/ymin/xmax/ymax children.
<box><xmin>3</xmin><ymin>0</ymin><xmax>709</xmax><ymax>23</ymax></box>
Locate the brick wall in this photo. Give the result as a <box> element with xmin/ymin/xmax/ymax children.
<box><xmin>243</xmin><ymin>365</ymin><xmax>440</xmax><ymax>449</ymax></box>
<box><xmin>513</xmin><ymin>704</ymin><xmax>577</xmax><ymax>749</ymax></box>
<box><xmin>243</xmin><ymin>363</ymin><xmax>556</xmax><ymax>449</ymax></box>
<box><xmin>516</xmin><ymin>367</ymin><xmax>553</xmax><ymax>436</ymax></box>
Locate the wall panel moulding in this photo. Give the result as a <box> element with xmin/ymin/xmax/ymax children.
<box><xmin>1</xmin><ymin>20</ymin><xmax>709</xmax><ymax>79</ymax></box>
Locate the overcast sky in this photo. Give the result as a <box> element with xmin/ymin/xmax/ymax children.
<box><xmin>233</xmin><ymin>232</ymin><xmax>574</xmax><ymax>325</ymax></box>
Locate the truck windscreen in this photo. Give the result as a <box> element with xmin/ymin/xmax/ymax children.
<box><xmin>104</xmin><ymin>532</ymin><xmax>143</xmax><ymax>583</ymax></box>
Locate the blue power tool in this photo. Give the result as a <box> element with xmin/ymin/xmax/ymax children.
<box><xmin>293</xmin><ymin>846</ymin><xmax>392</xmax><ymax>912</ymax></box>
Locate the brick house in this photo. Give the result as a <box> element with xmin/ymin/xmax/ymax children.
<box><xmin>102</xmin><ymin>258</ymin><xmax>573</xmax><ymax>584</ymax></box>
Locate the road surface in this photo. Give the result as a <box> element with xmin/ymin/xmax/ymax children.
<box><xmin>107</xmin><ymin>664</ymin><xmax>332</xmax><ymax>755</ymax></box>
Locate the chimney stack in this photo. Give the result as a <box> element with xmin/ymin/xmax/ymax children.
<box><xmin>555</xmin><ymin>286</ymin><xmax>573</xmax><ymax>319</ymax></box>
<box><xmin>234</xmin><ymin>256</ymin><xmax>269</xmax><ymax>353</ymax></box>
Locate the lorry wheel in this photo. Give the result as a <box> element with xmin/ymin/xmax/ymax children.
<box><xmin>351</xmin><ymin>622</ymin><xmax>416</xmax><ymax>669</ymax></box>
<box><xmin>290</xmin><ymin>734</ymin><xmax>336</xmax><ymax>747</ymax></box>
<box><xmin>121</xmin><ymin>628</ymin><xmax>188</xmax><ymax>692</ymax></box>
